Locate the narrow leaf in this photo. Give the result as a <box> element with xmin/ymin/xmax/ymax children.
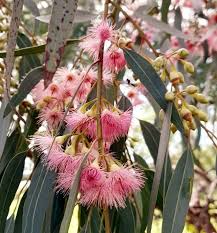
<box><xmin>162</xmin><ymin>148</ymin><xmax>194</xmax><ymax>233</ymax></box>
<box><xmin>161</xmin><ymin>0</ymin><xmax>171</xmax><ymax>23</ymax></box>
<box><xmin>147</xmin><ymin>103</ymin><xmax>172</xmax><ymax>233</ymax></box>
<box><xmin>139</xmin><ymin>120</ymin><xmax>172</xmax><ymax>191</ymax></box>
<box><xmin>17</xmin><ymin>33</ymin><xmax>41</xmax><ymax>81</ymax></box>
<box><xmin>0</xmin><ymin>129</ymin><xmax>20</xmax><ymax>175</ymax></box>
<box><xmin>0</xmin><ymin>152</ymin><xmax>26</xmax><ymax>232</ymax></box>
<box><xmin>124</xmin><ymin>49</ymin><xmax>184</xmax><ymax>133</ymax></box>
<box><xmin>13</xmin><ymin>191</ymin><xmax>27</xmax><ymax>233</ymax></box>
<box><xmin>22</xmin><ymin>162</ymin><xmax>56</xmax><ymax>233</ymax></box>
<box><xmin>4</xmin><ymin>66</ymin><xmax>43</xmax><ymax>117</ymax></box>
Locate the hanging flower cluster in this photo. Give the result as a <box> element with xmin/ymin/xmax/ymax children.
<box><xmin>31</xmin><ymin>19</ymin><xmax>144</xmax><ymax>209</ymax></box>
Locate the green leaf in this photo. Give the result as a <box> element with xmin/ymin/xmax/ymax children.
<box><xmin>147</xmin><ymin>103</ymin><xmax>172</xmax><ymax>233</ymax></box>
<box><xmin>0</xmin><ymin>129</ymin><xmax>20</xmax><ymax>175</ymax></box>
<box><xmin>0</xmin><ymin>152</ymin><xmax>26</xmax><ymax>232</ymax></box>
<box><xmin>59</xmin><ymin>147</ymin><xmax>91</xmax><ymax>233</ymax></box>
<box><xmin>17</xmin><ymin>33</ymin><xmax>41</xmax><ymax>81</ymax></box>
<box><xmin>162</xmin><ymin>148</ymin><xmax>194</xmax><ymax>233</ymax></box>
<box><xmin>22</xmin><ymin>162</ymin><xmax>56</xmax><ymax>233</ymax></box>
<box><xmin>139</xmin><ymin>120</ymin><xmax>172</xmax><ymax>192</ymax></box>
<box><xmin>161</xmin><ymin>0</ymin><xmax>171</xmax><ymax>23</ymax></box>
<box><xmin>134</xmin><ymin>153</ymin><xmax>162</xmax><ymax>232</ymax></box>
<box><xmin>118</xmin><ymin>200</ymin><xmax>136</xmax><ymax>233</ymax></box>
<box><xmin>4</xmin><ymin>66</ymin><xmax>43</xmax><ymax>117</ymax></box>
<box><xmin>5</xmin><ymin>215</ymin><xmax>15</xmax><ymax>233</ymax></box>
<box><xmin>13</xmin><ymin>191</ymin><xmax>27</xmax><ymax>233</ymax></box>
<box><xmin>123</xmin><ymin>49</ymin><xmax>184</xmax><ymax>133</ymax></box>
<box><xmin>50</xmin><ymin>193</ymin><xmax>65</xmax><ymax>233</ymax></box>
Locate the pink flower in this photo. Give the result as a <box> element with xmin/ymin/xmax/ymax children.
<box><xmin>38</xmin><ymin>108</ymin><xmax>63</xmax><ymax>128</ymax></box>
<box><xmin>80</xmin><ymin>165</ymin><xmax>105</xmax><ymax>191</ymax></box>
<box><xmin>80</xmin><ymin>20</ymin><xmax>115</xmax><ymax>59</ymax></box>
<box><xmin>32</xmin><ymin>134</ymin><xmax>61</xmax><ymax>156</ymax></box>
<box><xmin>32</xmin><ymin>80</ymin><xmax>45</xmax><ymax>102</ymax></box>
<box><xmin>104</xmin><ymin>48</ymin><xmax>126</xmax><ymax>72</ymax></box>
<box><xmin>79</xmin><ymin>164</ymin><xmax>144</xmax><ymax>208</ymax></box>
<box><xmin>54</xmin><ymin>67</ymin><xmax>77</xmax><ymax>84</ymax></box>
<box><xmin>67</xmin><ymin>109</ymin><xmax>132</xmax><ymax>142</ymax></box>
<box><xmin>66</xmin><ymin>111</ymin><xmax>92</xmax><ymax>132</ymax></box>
<box><xmin>98</xmin><ymin>166</ymin><xmax>144</xmax><ymax>208</ymax></box>
<box><xmin>89</xmin><ymin>20</ymin><xmax>114</xmax><ymax>43</ymax></box>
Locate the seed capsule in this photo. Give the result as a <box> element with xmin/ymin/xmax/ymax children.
<box><xmin>185</xmin><ymin>85</ymin><xmax>198</xmax><ymax>94</ymax></box>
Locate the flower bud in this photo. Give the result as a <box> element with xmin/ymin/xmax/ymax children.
<box><xmin>185</xmin><ymin>85</ymin><xmax>198</xmax><ymax>94</ymax></box>
<box><xmin>183</xmin><ymin>120</ymin><xmax>190</xmax><ymax>136</ymax></box>
<box><xmin>169</xmin><ymin>71</ymin><xmax>184</xmax><ymax>85</ymax></box>
<box><xmin>189</xmin><ymin>119</ymin><xmax>196</xmax><ymax>130</ymax></box>
<box><xmin>183</xmin><ymin>61</ymin><xmax>194</xmax><ymax>74</ymax></box>
<box><xmin>180</xmin><ymin>107</ymin><xmax>192</xmax><ymax>121</ymax></box>
<box><xmin>177</xmin><ymin>48</ymin><xmax>189</xmax><ymax>58</ymax></box>
<box><xmin>197</xmin><ymin>110</ymin><xmax>208</xmax><ymax>122</ymax></box>
<box><xmin>160</xmin><ymin>69</ymin><xmax>167</xmax><ymax>82</ymax></box>
<box><xmin>186</xmin><ymin>104</ymin><xmax>198</xmax><ymax>115</ymax></box>
<box><xmin>192</xmin><ymin>93</ymin><xmax>209</xmax><ymax>104</ymax></box>
<box><xmin>165</xmin><ymin>91</ymin><xmax>175</xmax><ymax>101</ymax></box>
<box><xmin>153</xmin><ymin>56</ymin><xmax>164</xmax><ymax>70</ymax></box>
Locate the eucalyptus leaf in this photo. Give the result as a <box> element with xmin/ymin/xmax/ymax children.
<box><xmin>22</xmin><ymin>162</ymin><xmax>56</xmax><ymax>233</ymax></box>
<box><xmin>162</xmin><ymin>148</ymin><xmax>194</xmax><ymax>233</ymax></box>
<box><xmin>4</xmin><ymin>66</ymin><xmax>43</xmax><ymax>117</ymax></box>
<box><xmin>17</xmin><ymin>33</ymin><xmax>41</xmax><ymax>81</ymax></box>
<box><xmin>147</xmin><ymin>103</ymin><xmax>172</xmax><ymax>233</ymax></box>
<box><xmin>0</xmin><ymin>152</ymin><xmax>26</xmax><ymax>233</ymax></box>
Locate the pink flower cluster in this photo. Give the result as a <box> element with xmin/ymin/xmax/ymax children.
<box><xmin>31</xmin><ymin>19</ymin><xmax>144</xmax><ymax>209</ymax></box>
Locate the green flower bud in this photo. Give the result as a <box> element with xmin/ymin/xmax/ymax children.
<box><xmin>185</xmin><ymin>85</ymin><xmax>198</xmax><ymax>94</ymax></box>
<box><xmin>192</xmin><ymin>93</ymin><xmax>209</xmax><ymax>104</ymax></box>
<box><xmin>165</xmin><ymin>91</ymin><xmax>175</xmax><ymax>101</ymax></box>
<box><xmin>177</xmin><ymin>48</ymin><xmax>189</xmax><ymax>58</ymax></box>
